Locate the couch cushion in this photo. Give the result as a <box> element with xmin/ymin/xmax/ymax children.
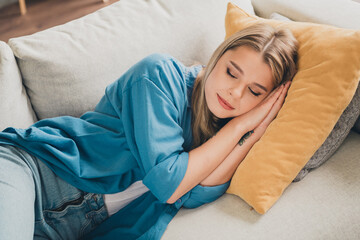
<box><xmin>0</xmin><ymin>41</ymin><xmax>37</xmax><ymax>131</ymax></box>
<box><xmin>294</xmin><ymin>83</ymin><xmax>360</xmax><ymax>181</ymax></box>
<box><xmin>225</xmin><ymin>3</ymin><xmax>360</xmax><ymax>214</ymax></box>
<box><xmin>353</xmin><ymin>116</ymin><xmax>360</xmax><ymax>133</ymax></box>
<box><xmin>252</xmin><ymin>0</ymin><xmax>360</xmax><ymax>30</ymax></box>
<box><xmin>7</xmin><ymin>0</ymin><xmax>254</xmax><ymax>119</ymax></box>
<box><xmin>164</xmin><ymin>130</ymin><xmax>360</xmax><ymax>239</ymax></box>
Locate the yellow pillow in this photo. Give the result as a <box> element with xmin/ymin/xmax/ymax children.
<box><xmin>225</xmin><ymin>3</ymin><xmax>360</xmax><ymax>214</ymax></box>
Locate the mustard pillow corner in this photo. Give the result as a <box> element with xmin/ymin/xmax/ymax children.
<box><xmin>225</xmin><ymin>2</ymin><xmax>360</xmax><ymax>214</ymax></box>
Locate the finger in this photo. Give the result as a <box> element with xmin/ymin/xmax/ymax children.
<box><xmin>270</xmin><ymin>86</ymin><xmax>288</xmax><ymax>116</ymax></box>
<box><xmin>283</xmin><ymin>81</ymin><xmax>292</xmax><ymax>93</ymax></box>
<box><xmin>268</xmin><ymin>84</ymin><xmax>285</xmax><ymax>105</ymax></box>
<box><xmin>267</xmin><ymin>84</ymin><xmax>284</xmax><ymax>99</ymax></box>
<box><xmin>260</xmin><ymin>101</ymin><xmax>282</xmax><ymax>126</ymax></box>
<box><xmin>254</xmin><ymin>82</ymin><xmax>291</xmax><ymax>129</ymax></box>
<box><xmin>262</xmin><ymin>84</ymin><xmax>284</xmax><ymax>105</ymax></box>
<box><xmin>262</xmin><ymin>84</ymin><xmax>289</xmax><ymax>124</ymax></box>
<box><xmin>262</xmin><ymin>84</ymin><xmax>283</xmax><ymax>100</ymax></box>
<box><xmin>274</xmin><ymin>84</ymin><xmax>288</xmax><ymax>106</ymax></box>
<box><xmin>274</xmin><ymin>81</ymin><xmax>291</xmax><ymax>102</ymax></box>
<box><xmin>253</xmin><ymin>84</ymin><xmax>284</xmax><ymax>120</ymax></box>
<box><xmin>280</xmin><ymin>81</ymin><xmax>291</xmax><ymax>98</ymax></box>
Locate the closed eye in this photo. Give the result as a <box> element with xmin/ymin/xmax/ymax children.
<box><xmin>226</xmin><ymin>68</ymin><xmax>236</xmax><ymax>78</ymax></box>
<box><xmin>249</xmin><ymin>87</ymin><xmax>261</xmax><ymax>97</ymax></box>
<box><xmin>227</xmin><ymin>67</ymin><xmax>261</xmax><ymax>97</ymax></box>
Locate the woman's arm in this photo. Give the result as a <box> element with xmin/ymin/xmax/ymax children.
<box><xmin>199</xmin><ymin>130</ymin><xmax>259</xmax><ymax>187</ymax></box>
<box><xmin>167</xmin><ymin>82</ymin><xmax>287</xmax><ymax>204</ymax></box>
<box><xmin>199</xmin><ymin>81</ymin><xmax>291</xmax><ymax>187</ymax></box>
<box><xmin>166</xmin><ymin>117</ymin><xmax>248</xmax><ymax>204</ymax></box>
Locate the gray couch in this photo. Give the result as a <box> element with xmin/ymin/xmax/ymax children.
<box><xmin>0</xmin><ymin>0</ymin><xmax>359</xmax><ymax>239</ymax></box>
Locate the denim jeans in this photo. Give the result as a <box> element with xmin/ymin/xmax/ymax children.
<box><xmin>0</xmin><ymin>144</ymin><xmax>109</xmax><ymax>239</ymax></box>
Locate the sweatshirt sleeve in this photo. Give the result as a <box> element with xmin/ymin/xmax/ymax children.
<box><xmin>108</xmin><ymin>54</ymin><xmax>229</xmax><ymax>208</ymax></box>
<box><xmin>121</xmin><ymin>73</ymin><xmax>189</xmax><ymax>203</ymax></box>
<box><xmin>122</xmin><ymin>77</ymin><xmax>230</xmax><ymax>207</ymax></box>
<box><xmin>181</xmin><ymin>181</ymin><xmax>230</xmax><ymax>209</ymax></box>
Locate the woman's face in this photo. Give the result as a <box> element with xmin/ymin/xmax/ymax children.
<box><xmin>205</xmin><ymin>45</ymin><xmax>274</xmax><ymax>119</ymax></box>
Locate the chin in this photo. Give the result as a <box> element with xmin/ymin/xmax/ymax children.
<box><xmin>210</xmin><ymin>107</ymin><xmax>231</xmax><ymax>119</ymax></box>
<box><xmin>206</xmin><ymin>97</ymin><xmax>232</xmax><ymax>119</ymax></box>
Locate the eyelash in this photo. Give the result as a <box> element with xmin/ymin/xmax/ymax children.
<box><xmin>226</xmin><ymin>68</ymin><xmax>261</xmax><ymax>97</ymax></box>
<box><xmin>227</xmin><ymin>68</ymin><xmax>236</xmax><ymax>78</ymax></box>
<box><xmin>249</xmin><ymin>88</ymin><xmax>261</xmax><ymax>97</ymax></box>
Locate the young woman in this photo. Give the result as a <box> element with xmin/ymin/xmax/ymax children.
<box><xmin>0</xmin><ymin>23</ymin><xmax>298</xmax><ymax>240</ymax></box>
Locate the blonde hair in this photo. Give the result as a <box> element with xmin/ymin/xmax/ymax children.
<box><xmin>190</xmin><ymin>23</ymin><xmax>298</xmax><ymax>149</ymax></box>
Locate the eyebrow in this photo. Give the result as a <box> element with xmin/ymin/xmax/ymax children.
<box><xmin>254</xmin><ymin>83</ymin><xmax>268</xmax><ymax>92</ymax></box>
<box><xmin>230</xmin><ymin>60</ymin><xmax>268</xmax><ymax>92</ymax></box>
<box><xmin>230</xmin><ymin>60</ymin><xmax>244</xmax><ymax>75</ymax></box>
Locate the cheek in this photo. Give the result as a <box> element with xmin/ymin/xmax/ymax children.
<box><xmin>253</xmin><ymin>94</ymin><xmax>267</xmax><ymax>105</ymax></box>
<box><xmin>237</xmin><ymin>96</ymin><xmax>265</xmax><ymax>115</ymax></box>
<box><xmin>206</xmin><ymin>77</ymin><xmax>227</xmax><ymax>99</ymax></box>
<box><xmin>204</xmin><ymin>75</ymin><xmax>217</xmax><ymax>97</ymax></box>
<box><xmin>249</xmin><ymin>96</ymin><xmax>267</xmax><ymax>110</ymax></box>
<box><xmin>204</xmin><ymin>79</ymin><xmax>210</xmax><ymax>99</ymax></box>
<box><xmin>204</xmin><ymin>79</ymin><xmax>213</xmax><ymax>107</ymax></box>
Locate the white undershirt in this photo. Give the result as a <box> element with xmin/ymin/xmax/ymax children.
<box><xmin>104</xmin><ymin>180</ymin><xmax>150</xmax><ymax>216</ymax></box>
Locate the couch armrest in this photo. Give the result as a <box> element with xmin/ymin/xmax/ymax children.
<box><xmin>251</xmin><ymin>0</ymin><xmax>360</xmax><ymax>30</ymax></box>
<box><xmin>0</xmin><ymin>41</ymin><xmax>37</xmax><ymax>131</ymax></box>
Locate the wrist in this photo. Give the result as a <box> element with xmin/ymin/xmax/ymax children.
<box><xmin>232</xmin><ymin>116</ymin><xmax>252</xmax><ymax>136</ymax></box>
<box><xmin>238</xmin><ymin>130</ymin><xmax>254</xmax><ymax>146</ymax></box>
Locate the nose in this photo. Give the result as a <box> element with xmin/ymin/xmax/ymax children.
<box><xmin>230</xmin><ymin>83</ymin><xmax>246</xmax><ymax>99</ymax></box>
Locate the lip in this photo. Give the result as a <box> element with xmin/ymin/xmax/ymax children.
<box><xmin>217</xmin><ymin>94</ymin><xmax>234</xmax><ymax>110</ymax></box>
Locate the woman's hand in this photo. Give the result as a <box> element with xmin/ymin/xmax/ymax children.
<box><xmin>234</xmin><ymin>81</ymin><xmax>289</xmax><ymax>132</ymax></box>
<box><xmin>200</xmin><ymin>82</ymin><xmax>291</xmax><ymax>187</ymax></box>
<box><xmin>252</xmin><ymin>80</ymin><xmax>291</xmax><ymax>139</ymax></box>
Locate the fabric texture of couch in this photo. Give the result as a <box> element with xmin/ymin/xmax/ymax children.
<box><xmin>0</xmin><ymin>0</ymin><xmax>359</xmax><ymax>239</ymax></box>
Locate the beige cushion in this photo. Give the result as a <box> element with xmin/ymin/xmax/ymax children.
<box><xmin>252</xmin><ymin>0</ymin><xmax>360</xmax><ymax>30</ymax></box>
<box><xmin>0</xmin><ymin>41</ymin><xmax>37</xmax><ymax>131</ymax></box>
<box><xmin>8</xmin><ymin>0</ymin><xmax>254</xmax><ymax>119</ymax></box>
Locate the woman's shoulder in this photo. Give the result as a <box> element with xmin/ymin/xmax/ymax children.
<box><xmin>117</xmin><ymin>53</ymin><xmax>201</xmax><ymax>103</ymax></box>
<box><xmin>136</xmin><ymin>53</ymin><xmax>185</xmax><ymax>77</ymax></box>
<box><xmin>139</xmin><ymin>53</ymin><xmax>176</xmax><ymax>65</ymax></box>
<box><xmin>138</xmin><ymin>53</ymin><xmax>203</xmax><ymax>87</ymax></box>
<box><xmin>130</xmin><ymin>53</ymin><xmax>187</xmax><ymax>91</ymax></box>
<box><xmin>114</xmin><ymin>53</ymin><xmax>182</xmax><ymax>91</ymax></box>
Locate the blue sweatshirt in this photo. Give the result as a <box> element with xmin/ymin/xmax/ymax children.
<box><xmin>0</xmin><ymin>53</ymin><xmax>230</xmax><ymax>239</ymax></box>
